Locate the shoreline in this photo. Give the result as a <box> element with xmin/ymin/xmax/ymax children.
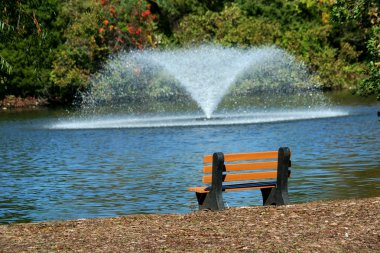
<box><xmin>1</xmin><ymin>197</ymin><xmax>379</xmax><ymax>252</ymax></box>
<box><xmin>1</xmin><ymin>91</ymin><xmax>379</xmax><ymax>112</ymax></box>
<box><xmin>1</xmin><ymin>96</ymin><xmax>49</xmax><ymax>111</ymax></box>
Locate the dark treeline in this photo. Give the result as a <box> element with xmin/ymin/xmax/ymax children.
<box><xmin>0</xmin><ymin>0</ymin><xmax>379</xmax><ymax>105</ymax></box>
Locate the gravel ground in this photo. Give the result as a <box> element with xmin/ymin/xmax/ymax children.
<box><xmin>0</xmin><ymin>197</ymin><xmax>379</xmax><ymax>253</ymax></box>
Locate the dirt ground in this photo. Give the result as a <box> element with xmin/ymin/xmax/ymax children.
<box><xmin>0</xmin><ymin>197</ymin><xmax>379</xmax><ymax>253</ymax></box>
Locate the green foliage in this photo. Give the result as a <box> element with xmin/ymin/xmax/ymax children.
<box><xmin>157</xmin><ymin>0</ymin><xmax>230</xmax><ymax>21</ymax></box>
<box><xmin>0</xmin><ymin>0</ymin><xmax>63</xmax><ymax>99</ymax></box>
<box><xmin>0</xmin><ymin>54</ymin><xmax>12</xmax><ymax>75</ymax></box>
<box><xmin>331</xmin><ymin>0</ymin><xmax>380</xmax><ymax>99</ymax></box>
<box><xmin>0</xmin><ymin>0</ymin><xmax>379</xmax><ymax>102</ymax></box>
<box><xmin>357</xmin><ymin>24</ymin><xmax>380</xmax><ymax>99</ymax></box>
<box><xmin>49</xmin><ymin>0</ymin><xmax>107</xmax><ymax>103</ymax></box>
<box><xmin>0</xmin><ymin>20</ymin><xmax>13</xmax><ymax>75</ymax></box>
<box><xmin>49</xmin><ymin>0</ymin><xmax>162</xmax><ymax>103</ymax></box>
<box><xmin>174</xmin><ymin>4</ymin><xmax>280</xmax><ymax>46</ymax></box>
<box><xmin>236</xmin><ymin>0</ymin><xmax>323</xmax><ymax>26</ymax></box>
<box><xmin>212</xmin><ymin>4</ymin><xmax>280</xmax><ymax>46</ymax></box>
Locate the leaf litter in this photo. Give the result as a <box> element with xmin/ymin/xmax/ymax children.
<box><xmin>0</xmin><ymin>197</ymin><xmax>379</xmax><ymax>252</ymax></box>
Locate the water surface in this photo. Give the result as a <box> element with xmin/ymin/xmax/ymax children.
<box><xmin>0</xmin><ymin>95</ymin><xmax>379</xmax><ymax>223</ymax></box>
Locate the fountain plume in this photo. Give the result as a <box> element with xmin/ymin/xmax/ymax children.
<box><xmin>79</xmin><ymin>45</ymin><xmax>323</xmax><ymax>117</ymax></box>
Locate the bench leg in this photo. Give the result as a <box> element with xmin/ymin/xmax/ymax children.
<box><xmin>194</xmin><ymin>152</ymin><xmax>225</xmax><ymax>211</ymax></box>
<box><xmin>262</xmin><ymin>147</ymin><xmax>290</xmax><ymax>206</ymax></box>
<box><xmin>195</xmin><ymin>191</ymin><xmax>224</xmax><ymax>211</ymax></box>
<box><xmin>261</xmin><ymin>188</ymin><xmax>273</xmax><ymax>205</ymax></box>
<box><xmin>196</xmin><ymin>193</ymin><xmax>207</xmax><ymax>206</ymax></box>
<box><xmin>262</xmin><ymin>187</ymin><xmax>289</xmax><ymax>205</ymax></box>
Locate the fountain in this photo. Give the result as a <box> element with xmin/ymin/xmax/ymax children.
<box><xmin>141</xmin><ymin>46</ymin><xmax>265</xmax><ymax>118</ymax></box>
<box><xmin>50</xmin><ymin>45</ymin><xmax>349</xmax><ymax>129</ymax></box>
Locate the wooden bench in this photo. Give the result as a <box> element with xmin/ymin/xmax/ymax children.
<box><xmin>188</xmin><ymin>147</ymin><xmax>291</xmax><ymax>210</ymax></box>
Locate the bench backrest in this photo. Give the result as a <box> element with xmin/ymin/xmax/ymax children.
<box><xmin>203</xmin><ymin>151</ymin><xmax>280</xmax><ymax>184</ymax></box>
<box><xmin>202</xmin><ymin>147</ymin><xmax>291</xmax><ymax>189</ymax></box>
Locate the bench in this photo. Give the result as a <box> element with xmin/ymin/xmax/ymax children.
<box><xmin>188</xmin><ymin>147</ymin><xmax>291</xmax><ymax>210</ymax></box>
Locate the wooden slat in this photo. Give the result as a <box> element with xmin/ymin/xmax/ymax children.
<box><xmin>203</xmin><ymin>155</ymin><xmax>213</xmax><ymax>163</ymax></box>
<box><xmin>226</xmin><ymin>161</ymin><xmax>277</xmax><ymax>171</ymax></box>
<box><xmin>188</xmin><ymin>186</ymin><xmax>209</xmax><ymax>193</ymax></box>
<box><xmin>203</xmin><ymin>161</ymin><xmax>277</xmax><ymax>173</ymax></box>
<box><xmin>224</xmin><ymin>151</ymin><xmax>278</xmax><ymax>162</ymax></box>
<box><xmin>203</xmin><ymin>171</ymin><xmax>277</xmax><ymax>183</ymax></box>
<box><xmin>202</xmin><ymin>165</ymin><xmax>211</xmax><ymax>173</ymax></box>
<box><xmin>203</xmin><ymin>151</ymin><xmax>278</xmax><ymax>163</ymax></box>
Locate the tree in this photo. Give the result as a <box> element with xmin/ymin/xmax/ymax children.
<box><xmin>0</xmin><ymin>21</ymin><xmax>13</xmax><ymax>75</ymax></box>
<box><xmin>49</xmin><ymin>0</ymin><xmax>161</xmax><ymax>104</ymax></box>
<box><xmin>331</xmin><ymin>0</ymin><xmax>380</xmax><ymax>99</ymax></box>
<box><xmin>0</xmin><ymin>0</ymin><xmax>63</xmax><ymax>99</ymax></box>
<box><xmin>49</xmin><ymin>0</ymin><xmax>108</xmax><ymax>103</ymax></box>
<box><xmin>98</xmin><ymin>0</ymin><xmax>159</xmax><ymax>50</ymax></box>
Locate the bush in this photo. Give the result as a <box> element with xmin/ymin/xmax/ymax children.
<box><xmin>174</xmin><ymin>4</ymin><xmax>280</xmax><ymax>47</ymax></box>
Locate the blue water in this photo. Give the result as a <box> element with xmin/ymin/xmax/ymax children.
<box><xmin>0</xmin><ymin>105</ymin><xmax>379</xmax><ymax>223</ymax></box>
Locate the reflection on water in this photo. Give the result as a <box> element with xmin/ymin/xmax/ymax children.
<box><xmin>0</xmin><ymin>101</ymin><xmax>379</xmax><ymax>223</ymax></box>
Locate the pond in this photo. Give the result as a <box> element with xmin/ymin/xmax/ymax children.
<box><xmin>0</xmin><ymin>93</ymin><xmax>379</xmax><ymax>224</ymax></box>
